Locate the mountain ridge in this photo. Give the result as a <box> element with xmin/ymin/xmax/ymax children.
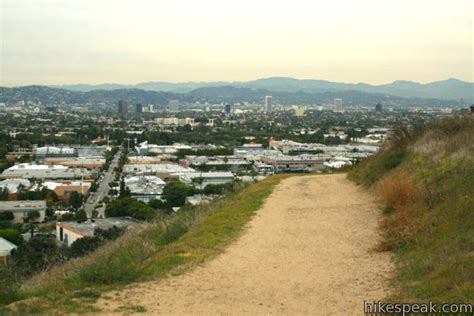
<box><xmin>0</xmin><ymin>84</ymin><xmax>462</xmax><ymax>107</ymax></box>
<box><xmin>44</xmin><ymin>77</ymin><xmax>473</xmax><ymax>101</ymax></box>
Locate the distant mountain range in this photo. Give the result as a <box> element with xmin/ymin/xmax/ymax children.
<box><xmin>49</xmin><ymin>77</ymin><xmax>474</xmax><ymax>102</ymax></box>
<box><xmin>0</xmin><ymin>84</ymin><xmax>463</xmax><ymax>108</ymax></box>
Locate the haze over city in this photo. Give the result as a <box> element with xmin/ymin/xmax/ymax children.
<box><xmin>1</xmin><ymin>0</ymin><xmax>473</xmax><ymax>86</ymax></box>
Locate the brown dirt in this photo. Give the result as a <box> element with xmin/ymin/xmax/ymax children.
<box><xmin>96</xmin><ymin>174</ymin><xmax>393</xmax><ymax>315</ymax></box>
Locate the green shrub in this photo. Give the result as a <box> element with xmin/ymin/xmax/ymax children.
<box><xmin>0</xmin><ymin>267</ymin><xmax>18</xmax><ymax>305</ymax></box>
<box><xmin>0</xmin><ymin>228</ymin><xmax>24</xmax><ymax>245</ymax></box>
<box><xmin>0</xmin><ymin>211</ymin><xmax>14</xmax><ymax>221</ymax></box>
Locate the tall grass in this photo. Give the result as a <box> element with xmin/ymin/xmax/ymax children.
<box><xmin>348</xmin><ymin>115</ymin><xmax>474</xmax><ymax>302</ymax></box>
<box><xmin>3</xmin><ymin>175</ymin><xmax>291</xmax><ymax>313</ymax></box>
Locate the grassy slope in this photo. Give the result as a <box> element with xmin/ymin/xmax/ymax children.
<box><xmin>2</xmin><ymin>175</ymin><xmax>292</xmax><ymax>314</ymax></box>
<box><xmin>348</xmin><ymin>116</ymin><xmax>473</xmax><ymax>302</ymax></box>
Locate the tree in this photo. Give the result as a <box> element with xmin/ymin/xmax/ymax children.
<box><xmin>9</xmin><ymin>236</ymin><xmax>62</xmax><ymax>278</ymax></box>
<box><xmin>69</xmin><ymin>191</ymin><xmax>84</xmax><ymax>210</ymax></box>
<box><xmin>203</xmin><ymin>184</ymin><xmax>226</xmax><ymax>195</ymax></box>
<box><xmin>68</xmin><ymin>226</ymin><xmax>124</xmax><ymax>258</ymax></box>
<box><xmin>0</xmin><ymin>211</ymin><xmax>14</xmax><ymax>221</ymax></box>
<box><xmin>162</xmin><ymin>181</ymin><xmax>191</xmax><ymax>207</ymax></box>
<box><xmin>26</xmin><ymin>211</ymin><xmax>41</xmax><ymax>238</ymax></box>
<box><xmin>0</xmin><ymin>228</ymin><xmax>24</xmax><ymax>245</ymax></box>
<box><xmin>90</xmin><ymin>182</ymin><xmax>98</xmax><ymax>192</ymax></box>
<box><xmin>95</xmin><ymin>226</ymin><xmax>123</xmax><ymax>241</ymax></box>
<box><xmin>59</xmin><ymin>212</ymin><xmax>75</xmax><ymax>221</ymax></box>
<box><xmin>119</xmin><ymin>179</ymin><xmax>131</xmax><ymax>198</ymax></box>
<box><xmin>105</xmin><ymin>197</ymin><xmax>156</xmax><ymax>221</ymax></box>
<box><xmin>75</xmin><ymin>209</ymin><xmax>88</xmax><ymax>222</ymax></box>
<box><xmin>0</xmin><ymin>187</ymin><xmax>9</xmax><ymax>201</ymax></box>
<box><xmin>68</xmin><ymin>236</ymin><xmax>101</xmax><ymax>258</ymax></box>
<box><xmin>148</xmin><ymin>199</ymin><xmax>165</xmax><ymax>209</ymax></box>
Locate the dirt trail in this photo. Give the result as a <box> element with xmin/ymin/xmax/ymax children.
<box><xmin>97</xmin><ymin>174</ymin><xmax>393</xmax><ymax>315</ymax></box>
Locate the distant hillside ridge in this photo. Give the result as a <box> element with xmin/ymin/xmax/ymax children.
<box><xmin>0</xmin><ymin>84</ymin><xmax>462</xmax><ymax>107</ymax></box>
<box><xmin>46</xmin><ymin>77</ymin><xmax>474</xmax><ymax>101</ymax></box>
<box><xmin>348</xmin><ymin>115</ymin><xmax>474</xmax><ymax>302</ymax></box>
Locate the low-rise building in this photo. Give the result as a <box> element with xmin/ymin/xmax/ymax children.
<box><xmin>179</xmin><ymin>171</ymin><xmax>235</xmax><ymax>187</ymax></box>
<box><xmin>260</xmin><ymin>154</ymin><xmax>325</xmax><ymax>172</ymax></box>
<box><xmin>123</xmin><ymin>163</ymin><xmax>195</xmax><ymax>181</ymax></box>
<box><xmin>0</xmin><ymin>237</ymin><xmax>17</xmax><ymax>264</ymax></box>
<box><xmin>127</xmin><ymin>156</ymin><xmax>164</xmax><ymax>164</ymax></box>
<box><xmin>0</xmin><ymin>163</ymin><xmax>93</xmax><ymax>180</ymax></box>
<box><xmin>0</xmin><ymin>178</ymin><xmax>31</xmax><ymax>200</ymax></box>
<box><xmin>0</xmin><ymin>200</ymin><xmax>46</xmax><ymax>223</ymax></box>
<box><xmin>56</xmin><ymin>217</ymin><xmax>144</xmax><ymax>246</ymax></box>
<box><xmin>34</xmin><ymin>181</ymin><xmax>92</xmax><ymax>200</ymax></box>
<box><xmin>124</xmin><ymin>175</ymin><xmax>166</xmax><ymax>202</ymax></box>
<box><xmin>43</xmin><ymin>157</ymin><xmax>105</xmax><ymax>169</ymax></box>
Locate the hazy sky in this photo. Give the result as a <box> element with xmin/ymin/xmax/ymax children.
<box><xmin>1</xmin><ymin>0</ymin><xmax>473</xmax><ymax>86</ymax></box>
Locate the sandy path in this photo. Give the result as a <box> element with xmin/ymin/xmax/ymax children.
<box><xmin>97</xmin><ymin>174</ymin><xmax>393</xmax><ymax>315</ymax></box>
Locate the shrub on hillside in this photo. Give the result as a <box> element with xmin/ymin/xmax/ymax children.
<box><xmin>0</xmin><ymin>229</ymin><xmax>24</xmax><ymax>245</ymax></box>
<box><xmin>0</xmin><ymin>267</ymin><xmax>18</xmax><ymax>305</ymax></box>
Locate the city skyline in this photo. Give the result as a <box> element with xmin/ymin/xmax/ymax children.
<box><xmin>1</xmin><ymin>0</ymin><xmax>473</xmax><ymax>86</ymax></box>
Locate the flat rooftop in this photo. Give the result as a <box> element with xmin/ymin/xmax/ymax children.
<box><xmin>0</xmin><ymin>200</ymin><xmax>46</xmax><ymax>212</ymax></box>
<box><xmin>58</xmin><ymin>217</ymin><xmax>145</xmax><ymax>237</ymax></box>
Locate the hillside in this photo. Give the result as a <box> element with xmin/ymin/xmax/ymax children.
<box><xmin>349</xmin><ymin>115</ymin><xmax>474</xmax><ymax>302</ymax></box>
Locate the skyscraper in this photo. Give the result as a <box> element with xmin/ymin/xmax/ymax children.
<box><xmin>265</xmin><ymin>96</ymin><xmax>272</xmax><ymax>113</ymax></box>
<box><xmin>135</xmin><ymin>103</ymin><xmax>143</xmax><ymax>113</ymax></box>
<box><xmin>118</xmin><ymin>100</ymin><xmax>129</xmax><ymax>114</ymax></box>
<box><xmin>375</xmin><ymin>102</ymin><xmax>383</xmax><ymax>112</ymax></box>
<box><xmin>224</xmin><ymin>103</ymin><xmax>231</xmax><ymax>114</ymax></box>
<box><xmin>333</xmin><ymin>98</ymin><xmax>343</xmax><ymax>113</ymax></box>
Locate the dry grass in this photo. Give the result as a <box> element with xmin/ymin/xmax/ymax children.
<box><xmin>376</xmin><ymin>170</ymin><xmax>427</xmax><ymax>251</ymax></box>
<box><xmin>411</xmin><ymin>116</ymin><xmax>474</xmax><ymax>162</ymax></box>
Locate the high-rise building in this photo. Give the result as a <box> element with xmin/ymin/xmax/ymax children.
<box><xmin>135</xmin><ymin>103</ymin><xmax>143</xmax><ymax>113</ymax></box>
<box><xmin>224</xmin><ymin>103</ymin><xmax>231</xmax><ymax>114</ymax></box>
<box><xmin>265</xmin><ymin>96</ymin><xmax>272</xmax><ymax>113</ymax></box>
<box><xmin>375</xmin><ymin>102</ymin><xmax>383</xmax><ymax>112</ymax></box>
<box><xmin>118</xmin><ymin>100</ymin><xmax>129</xmax><ymax>114</ymax></box>
<box><xmin>169</xmin><ymin>100</ymin><xmax>179</xmax><ymax>112</ymax></box>
<box><xmin>333</xmin><ymin>98</ymin><xmax>343</xmax><ymax>113</ymax></box>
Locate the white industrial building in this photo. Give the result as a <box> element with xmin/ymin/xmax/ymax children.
<box><xmin>0</xmin><ymin>163</ymin><xmax>92</xmax><ymax>180</ymax></box>
<box><xmin>123</xmin><ymin>163</ymin><xmax>195</xmax><ymax>180</ymax></box>
<box><xmin>124</xmin><ymin>175</ymin><xmax>166</xmax><ymax>202</ymax></box>
<box><xmin>134</xmin><ymin>141</ymin><xmax>192</xmax><ymax>156</ymax></box>
<box><xmin>179</xmin><ymin>172</ymin><xmax>234</xmax><ymax>188</ymax></box>
<box><xmin>0</xmin><ymin>178</ymin><xmax>31</xmax><ymax>193</ymax></box>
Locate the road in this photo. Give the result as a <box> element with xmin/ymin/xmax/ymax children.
<box><xmin>96</xmin><ymin>174</ymin><xmax>393</xmax><ymax>315</ymax></box>
<box><xmin>84</xmin><ymin>147</ymin><xmax>122</xmax><ymax>218</ymax></box>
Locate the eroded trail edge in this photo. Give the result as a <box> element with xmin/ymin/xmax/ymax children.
<box><xmin>97</xmin><ymin>174</ymin><xmax>393</xmax><ymax>315</ymax></box>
